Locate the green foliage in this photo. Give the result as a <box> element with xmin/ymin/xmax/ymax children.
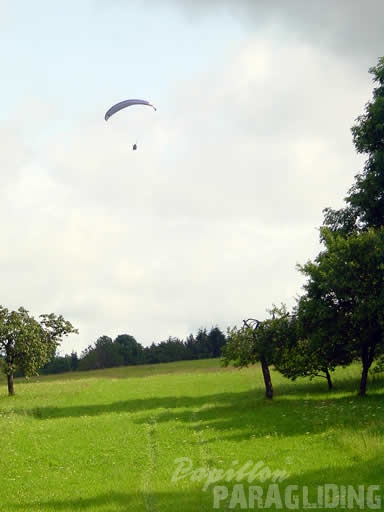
<box><xmin>223</xmin><ymin>305</ymin><xmax>296</xmax><ymax>399</ymax></box>
<box><xmin>70</xmin><ymin>351</ymin><xmax>79</xmax><ymax>371</ymax></box>
<box><xmin>185</xmin><ymin>327</ymin><xmax>226</xmax><ymax>360</ymax></box>
<box><xmin>53</xmin><ymin>327</ymin><xmax>227</xmax><ymax>374</ymax></box>
<box><xmin>351</xmin><ymin>57</ymin><xmax>384</xmax><ymax>155</ymax></box>
<box><xmin>371</xmin><ymin>355</ymin><xmax>384</xmax><ymax>374</ymax></box>
<box><xmin>41</xmin><ymin>355</ymin><xmax>73</xmax><ymax>375</ymax></box>
<box><xmin>323</xmin><ymin>57</ymin><xmax>384</xmax><ymax>233</ymax></box>
<box><xmin>79</xmin><ymin>336</ymin><xmax>124</xmax><ymax>370</ymax></box>
<box><xmin>223</xmin><ymin>324</ymin><xmax>257</xmax><ymax>368</ymax></box>
<box><xmin>298</xmin><ymin>228</ymin><xmax>384</xmax><ymax>394</ymax></box>
<box><xmin>95</xmin><ymin>335</ymin><xmax>125</xmax><ymax>368</ymax></box>
<box><xmin>43</xmin><ymin>350</ymin><xmax>80</xmax><ymax>375</ymax></box>
<box><xmin>143</xmin><ymin>337</ymin><xmax>188</xmax><ymax>364</ymax></box>
<box><xmin>114</xmin><ymin>334</ymin><xmax>143</xmax><ymax>365</ymax></box>
<box><xmin>207</xmin><ymin>326</ymin><xmax>227</xmax><ymax>357</ymax></box>
<box><xmin>300</xmin><ymin>59</ymin><xmax>384</xmax><ymax>395</ymax></box>
<box><xmin>275</xmin><ymin>338</ymin><xmax>319</xmax><ymax>380</ymax></box>
<box><xmin>275</xmin><ymin>288</ymin><xmax>354</xmax><ymax>386</ymax></box>
<box><xmin>223</xmin><ymin>305</ymin><xmax>293</xmax><ymax>369</ymax></box>
<box><xmin>0</xmin><ymin>306</ymin><xmax>77</xmax><ymax>393</ymax></box>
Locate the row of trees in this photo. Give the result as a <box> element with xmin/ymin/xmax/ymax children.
<box><xmin>224</xmin><ymin>57</ymin><xmax>384</xmax><ymax>398</ymax></box>
<box><xmin>1</xmin><ymin>57</ymin><xmax>383</xmax><ymax>398</ymax></box>
<box><xmin>41</xmin><ymin>327</ymin><xmax>227</xmax><ymax>374</ymax></box>
<box><xmin>1</xmin><ymin>312</ymin><xmax>227</xmax><ymax>393</ymax></box>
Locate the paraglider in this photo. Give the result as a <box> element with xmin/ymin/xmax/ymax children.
<box><xmin>104</xmin><ymin>99</ymin><xmax>157</xmax><ymax>150</ymax></box>
<box><xmin>104</xmin><ymin>99</ymin><xmax>156</xmax><ymax>121</ymax></box>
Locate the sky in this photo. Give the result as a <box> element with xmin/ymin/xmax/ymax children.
<box><xmin>1</xmin><ymin>0</ymin><xmax>383</xmax><ymax>354</ymax></box>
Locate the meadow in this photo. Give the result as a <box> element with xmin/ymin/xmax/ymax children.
<box><xmin>0</xmin><ymin>360</ymin><xmax>382</xmax><ymax>511</ymax></box>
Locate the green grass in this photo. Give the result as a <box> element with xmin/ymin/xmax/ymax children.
<box><xmin>0</xmin><ymin>360</ymin><xmax>383</xmax><ymax>511</ymax></box>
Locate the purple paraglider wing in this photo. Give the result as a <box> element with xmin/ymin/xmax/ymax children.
<box><xmin>104</xmin><ymin>99</ymin><xmax>157</xmax><ymax>121</ymax></box>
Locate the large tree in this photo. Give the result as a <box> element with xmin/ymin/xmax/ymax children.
<box><xmin>275</xmin><ymin>293</ymin><xmax>354</xmax><ymax>390</ymax></box>
<box><xmin>302</xmin><ymin>57</ymin><xmax>384</xmax><ymax>396</ymax></box>
<box><xmin>299</xmin><ymin>228</ymin><xmax>384</xmax><ymax>396</ymax></box>
<box><xmin>0</xmin><ymin>306</ymin><xmax>77</xmax><ymax>395</ymax></box>
<box><xmin>324</xmin><ymin>57</ymin><xmax>384</xmax><ymax>233</ymax></box>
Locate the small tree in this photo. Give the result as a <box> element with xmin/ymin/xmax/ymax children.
<box><xmin>223</xmin><ymin>305</ymin><xmax>294</xmax><ymax>399</ymax></box>
<box><xmin>0</xmin><ymin>306</ymin><xmax>77</xmax><ymax>395</ymax></box>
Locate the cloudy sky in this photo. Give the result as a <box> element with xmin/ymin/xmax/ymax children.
<box><xmin>1</xmin><ymin>1</ymin><xmax>382</xmax><ymax>354</ymax></box>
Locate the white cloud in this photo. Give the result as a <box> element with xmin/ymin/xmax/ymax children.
<box><xmin>160</xmin><ymin>0</ymin><xmax>384</xmax><ymax>63</ymax></box>
<box><xmin>1</xmin><ymin>33</ymin><xmax>373</xmax><ymax>353</ymax></box>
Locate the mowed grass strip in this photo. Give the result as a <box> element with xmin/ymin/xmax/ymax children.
<box><xmin>0</xmin><ymin>360</ymin><xmax>382</xmax><ymax>511</ymax></box>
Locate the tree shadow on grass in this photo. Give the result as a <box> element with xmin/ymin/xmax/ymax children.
<box><xmin>10</xmin><ymin>374</ymin><xmax>383</xmax><ymax>444</ymax></box>
<box><xmin>18</xmin><ymin>372</ymin><xmax>382</xmax><ymax>420</ymax></box>
<box><xmin>8</xmin><ymin>489</ymin><xmax>212</xmax><ymax>512</ymax></box>
<box><xmin>133</xmin><ymin>391</ymin><xmax>384</xmax><ymax>443</ymax></box>
<box><xmin>8</xmin><ymin>456</ymin><xmax>382</xmax><ymax>512</ymax></box>
<box><xmin>273</xmin><ymin>369</ymin><xmax>384</xmax><ymax>396</ymax></box>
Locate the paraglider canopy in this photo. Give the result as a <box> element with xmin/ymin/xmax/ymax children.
<box><xmin>104</xmin><ymin>99</ymin><xmax>157</xmax><ymax>121</ymax></box>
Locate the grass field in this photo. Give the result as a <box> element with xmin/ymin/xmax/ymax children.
<box><xmin>0</xmin><ymin>360</ymin><xmax>383</xmax><ymax>511</ymax></box>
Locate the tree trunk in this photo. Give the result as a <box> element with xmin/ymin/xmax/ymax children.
<box><xmin>260</xmin><ymin>355</ymin><xmax>273</xmax><ymax>399</ymax></box>
<box><xmin>359</xmin><ymin>341</ymin><xmax>376</xmax><ymax>396</ymax></box>
<box><xmin>7</xmin><ymin>373</ymin><xmax>14</xmax><ymax>396</ymax></box>
<box><xmin>325</xmin><ymin>368</ymin><xmax>333</xmax><ymax>390</ymax></box>
<box><xmin>359</xmin><ymin>363</ymin><xmax>369</xmax><ymax>396</ymax></box>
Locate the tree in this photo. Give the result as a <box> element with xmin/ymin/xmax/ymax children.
<box><xmin>302</xmin><ymin>57</ymin><xmax>384</xmax><ymax>396</ymax></box>
<box><xmin>142</xmin><ymin>343</ymin><xmax>160</xmax><ymax>364</ymax></box>
<box><xmin>274</xmin><ymin>301</ymin><xmax>352</xmax><ymax>390</ymax></box>
<box><xmin>41</xmin><ymin>350</ymin><xmax>78</xmax><ymax>375</ymax></box>
<box><xmin>78</xmin><ymin>344</ymin><xmax>98</xmax><ymax>371</ymax></box>
<box><xmin>143</xmin><ymin>337</ymin><xmax>188</xmax><ymax>364</ymax></box>
<box><xmin>78</xmin><ymin>336</ymin><xmax>123</xmax><ymax>370</ymax></box>
<box><xmin>114</xmin><ymin>334</ymin><xmax>143</xmax><ymax>365</ymax></box>
<box><xmin>0</xmin><ymin>306</ymin><xmax>77</xmax><ymax>395</ymax></box>
<box><xmin>183</xmin><ymin>327</ymin><xmax>226</xmax><ymax>359</ymax></box>
<box><xmin>95</xmin><ymin>336</ymin><xmax>124</xmax><ymax>368</ymax></box>
<box><xmin>323</xmin><ymin>57</ymin><xmax>384</xmax><ymax>234</ymax></box>
<box><xmin>223</xmin><ymin>305</ymin><xmax>294</xmax><ymax>399</ymax></box>
<box><xmin>298</xmin><ymin>228</ymin><xmax>384</xmax><ymax>395</ymax></box>
<box><xmin>41</xmin><ymin>353</ymin><xmax>72</xmax><ymax>374</ymax></box>
<box><xmin>193</xmin><ymin>328</ymin><xmax>211</xmax><ymax>359</ymax></box>
<box><xmin>207</xmin><ymin>327</ymin><xmax>227</xmax><ymax>358</ymax></box>
<box><xmin>70</xmin><ymin>351</ymin><xmax>79</xmax><ymax>371</ymax></box>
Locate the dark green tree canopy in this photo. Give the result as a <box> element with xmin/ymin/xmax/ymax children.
<box><xmin>298</xmin><ymin>227</ymin><xmax>384</xmax><ymax>395</ymax></box>
<box><xmin>324</xmin><ymin>57</ymin><xmax>384</xmax><ymax>233</ymax></box>
<box><xmin>114</xmin><ymin>334</ymin><xmax>143</xmax><ymax>365</ymax></box>
<box><xmin>351</xmin><ymin>57</ymin><xmax>384</xmax><ymax>155</ymax></box>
